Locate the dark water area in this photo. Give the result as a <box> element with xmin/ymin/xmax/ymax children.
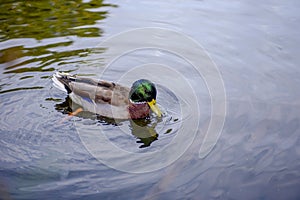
<box><xmin>1</xmin><ymin>0</ymin><xmax>300</xmax><ymax>199</ymax></box>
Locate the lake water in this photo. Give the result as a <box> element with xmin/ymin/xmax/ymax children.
<box><xmin>1</xmin><ymin>0</ymin><xmax>300</xmax><ymax>199</ymax></box>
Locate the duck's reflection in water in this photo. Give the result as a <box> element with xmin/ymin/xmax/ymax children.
<box><xmin>129</xmin><ymin>117</ymin><xmax>162</xmax><ymax>148</ymax></box>
<box><xmin>54</xmin><ymin>96</ymin><xmax>161</xmax><ymax>148</ymax></box>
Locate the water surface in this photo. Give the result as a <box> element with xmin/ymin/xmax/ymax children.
<box><xmin>1</xmin><ymin>0</ymin><xmax>300</xmax><ymax>199</ymax></box>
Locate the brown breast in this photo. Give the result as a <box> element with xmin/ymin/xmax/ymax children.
<box><xmin>128</xmin><ymin>102</ymin><xmax>150</xmax><ymax>119</ymax></box>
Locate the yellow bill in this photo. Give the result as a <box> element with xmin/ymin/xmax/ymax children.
<box><xmin>148</xmin><ymin>99</ymin><xmax>162</xmax><ymax>117</ymax></box>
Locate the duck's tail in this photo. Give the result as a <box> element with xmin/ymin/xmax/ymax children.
<box><xmin>52</xmin><ymin>72</ymin><xmax>73</xmax><ymax>93</ymax></box>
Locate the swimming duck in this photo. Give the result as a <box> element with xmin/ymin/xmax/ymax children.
<box><xmin>52</xmin><ymin>72</ymin><xmax>162</xmax><ymax>119</ymax></box>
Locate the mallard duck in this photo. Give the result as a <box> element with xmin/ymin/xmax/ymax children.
<box><xmin>52</xmin><ymin>72</ymin><xmax>162</xmax><ymax>119</ymax></box>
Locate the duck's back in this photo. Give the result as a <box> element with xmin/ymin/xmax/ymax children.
<box><xmin>52</xmin><ymin>72</ymin><xmax>132</xmax><ymax>119</ymax></box>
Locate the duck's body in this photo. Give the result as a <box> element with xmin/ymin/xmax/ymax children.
<box><xmin>52</xmin><ymin>72</ymin><xmax>161</xmax><ymax>119</ymax></box>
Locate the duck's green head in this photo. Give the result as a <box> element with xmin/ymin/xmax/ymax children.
<box><xmin>129</xmin><ymin>79</ymin><xmax>162</xmax><ymax>117</ymax></box>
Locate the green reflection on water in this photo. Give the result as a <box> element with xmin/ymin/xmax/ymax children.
<box><xmin>2</xmin><ymin>45</ymin><xmax>91</xmax><ymax>73</ymax></box>
<box><xmin>0</xmin><ymin>0</ymin><xmax>114</xmax><ymax>76</ymax></box>
<box><xmin>0</xmin><ymin>0</ymin><xmax>115</xmax><ymax>41</ymax></box>
<box><xmin>0</xmin><ymin>86</ymin><xmax>44</xmax><ymax>94</ymax></box>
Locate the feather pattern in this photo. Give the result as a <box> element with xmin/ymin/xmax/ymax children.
<box><xmin>52</xmin><ymin>72</ymin><xmax>151</xmax><ymax>119</ymax></box>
